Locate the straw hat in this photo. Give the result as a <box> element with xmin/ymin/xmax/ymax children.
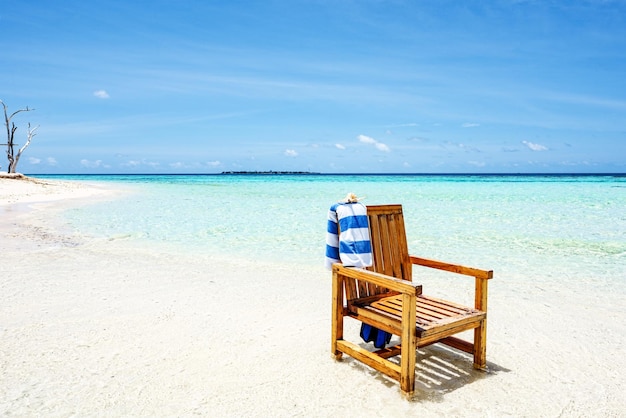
<box><xmin>340</xmin><ymin>192</ymin><xmax>364</xmax><ymax>203</ymax></box>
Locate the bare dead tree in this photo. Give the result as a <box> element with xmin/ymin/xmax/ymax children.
<box><xmin>12</xmin><ymin>123</ymin><xmax>39</xmax><ymax>172</ymax></box>
<box><xmin>1</xmin><ymin>100</ymin><xmax>37</xmax><ymax>173</ymax></box>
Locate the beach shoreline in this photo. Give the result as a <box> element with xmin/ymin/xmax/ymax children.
<box><xmin>1</xmin><ymin>176</ymin><xmax>624</xmax><ymax>417</ymax></box>
<box><xmin>0</xmin><ymin>176</ymin><xmax>128</xmax><ymax>252</ymax></box>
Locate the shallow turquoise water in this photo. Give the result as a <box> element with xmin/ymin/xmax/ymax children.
<box><xmin>43</xmin><ymin>174</ymin><xmax>626</xmax><ymax>288</ymax></box>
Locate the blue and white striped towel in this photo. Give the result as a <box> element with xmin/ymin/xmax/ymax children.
<box><xmin>326</xmin><ymin>201</ymin><xmax>391</xmax><ymax>348</ymax></box>
<box><xmin>325</xmin><ymin>202</ymin><xmax>372</xmax><ymax>269</ymax></box>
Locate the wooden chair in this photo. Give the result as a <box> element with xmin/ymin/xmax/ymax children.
<box><xmin>331</xmin><ymin>204</ymin><xmax>493</xmax><ymax>397</ymax></box>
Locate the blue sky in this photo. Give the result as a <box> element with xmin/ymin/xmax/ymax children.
<box><xmin>2</xmin><ymin>0</ymin><xmax>625</xmax><ymax>174</ymax></box>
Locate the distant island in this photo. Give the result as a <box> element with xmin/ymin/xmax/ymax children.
<box><xmin>221</xmin><ymin>171</ymin><xmax>320</xmax><ymax>175</ymax></box>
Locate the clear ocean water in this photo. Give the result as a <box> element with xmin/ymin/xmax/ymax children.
<box><xmin>41</xmin><ymin>174</ymin><xmax>625</xmax><ymax>289</ymax></box>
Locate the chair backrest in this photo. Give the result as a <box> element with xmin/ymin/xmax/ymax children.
<box><xmin>342</xmin><ymin>204</ymin><xmax>412</xmax><ymax>301</ymax></box>
<box><xmin>367</xmin><ymin>205</ymin><xmax>412</xmax><ymax>280</ymax></box>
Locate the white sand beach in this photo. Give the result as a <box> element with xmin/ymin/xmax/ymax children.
<box><xmin>1</xmin><ymin>177</ymin><xmax>624</xmax><ymax>417</ymax></box>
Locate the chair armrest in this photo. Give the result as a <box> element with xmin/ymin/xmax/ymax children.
<box><xmin>332</xmin><ymin>264</ymin><xmax>422</xmax><ymax>296</ymax></box>
<box><xmin>410</xmin><ymin>256</ymin><xmax>493</xmax><ymax>280</ymax></box>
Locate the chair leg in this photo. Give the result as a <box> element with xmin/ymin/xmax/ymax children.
<box><xmin>331</xmin><ymin>271</ymin><xmax>344</xmax><ymax>360</ymax></box>
<box><xmin>473</xmin><ymin>319</ymin><xmax>487</xmax><ymax>369</ymax></box>
<box><xmin>474</xmin><ymin>276</ymin><xmax>488</xmax><ymax>369</ymax></box>
<box><xmin>400</xmin><ymin>346</ymin><xmax>416</xmax><ymax>397</ymax></box>
<box><xmin>400</xmin><ymin>293</ymin><xmax>416</xmax><ymax>396</ymax></box>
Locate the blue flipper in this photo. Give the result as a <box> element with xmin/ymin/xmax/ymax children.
<box><xmin>374</xmin><ymin>329</ymin><xmax>391</xmax><ymax>348</ymax></box>
<box><xmin>360</xmin><ymin>323</ymin><xmax>377</xmax><ymax>343</ymax></box>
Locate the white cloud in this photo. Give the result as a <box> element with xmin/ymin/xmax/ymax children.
<box><xmin>462</xmin><ymin>123</ymin><xmax>480</xmax><ymax>128</ymax></box>
<box><xmin>357</xmin><ymin>134</ymin><xmax>390</xmax><ymax>152</ymax></box>
<box><xmin>285</xmin><ymin>149</ymin><xmax>298</xmax><ymax>157</ymax></box>
<box><xmin>522</xmin><ymin>140</ymin><xmax>548</xmax><ymax>151</ymax></box>
<box><xmin>335</xmin><ymin>143</ymin><xmax>346</xmax><ymax>150</ymax></box>
<box><xmin>120</xmin><ymin>159</ymin><xmax>159</xmax><ymax>168</ymax></box>
<box><xmin>29</xmin><ymin>157</ymin><xmax>41</xmax><ymax>164</ymax></box>
<box><xmin>358</xmin><ymin>134</ymin><xmax>376</xmax><ymax>144</ymax></box>
<box><xmin>93</xmin><ymin>90</ymin><xmax>110</xmax><ymax>99</ymax></box>
<box><xmin>206</xmin><ymin>160</ymin><xmax>221</xmax><ymax>166</ymax></box>
<box><xmin>375</xmin><ymin>142</ymin><xmax>390</xmax><ymax>152</ymax></box>
<box><xmin>47</xmin><ymin>157</ymin><xmax>58</xmax><ymax>165</ymax></box>
<box><xmin>80</xmin><ymin>159</ymin><xmax>105</xmax><ymax>168</ymax></box>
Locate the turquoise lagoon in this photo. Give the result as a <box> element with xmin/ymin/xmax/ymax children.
<box><xmin>40</xmin><ymin>174</ymin><xmax>625</xmax><ymax>291</ymax></box>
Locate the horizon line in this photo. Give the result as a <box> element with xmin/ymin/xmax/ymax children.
<box><xmin>27</xmin><ymin>172</ymin><xmax>626</xmax><ymax>177</ymax></box>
